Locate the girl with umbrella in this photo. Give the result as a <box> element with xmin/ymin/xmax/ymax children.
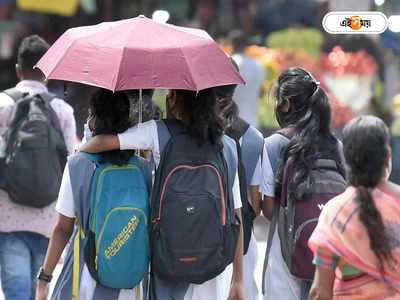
<box><xmin>80</xmin><ymin>88</ymin><xmax>245</xmax><ymax>300</ymax></box>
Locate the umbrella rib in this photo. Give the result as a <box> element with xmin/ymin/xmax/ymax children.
<box><xmin>153</xmin><ymin>21</ymin><xmax>197</xmax><ymax>91</ymax></box>
<box><xmin>114</xmin><ymin>21</ymin><xmax>142</xmax><ymax>91</ymax></box>
<box><xmin>177</xmin><ymin>42</ymin><xmax>197</xmax><ymax>91</ymax></box>
<box><xmin>113</xmin><ymin>46</ymin><xmax>127</xmax><ymax>92</ymax></box>
<box><xmin>45</xmin><ymin>30</ymin><xmax>78</xmax><ymax>79</ymax></box>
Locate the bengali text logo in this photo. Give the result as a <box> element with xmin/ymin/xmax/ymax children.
<box><xmin>323</xmin><ymin>12</ymin><xmax>387</xmax><ymax>34</ymax></box>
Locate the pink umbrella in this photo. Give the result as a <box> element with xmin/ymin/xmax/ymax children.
<box><xmin>36</xmin><ymin>15</ymin><xmax>244</xmax><ymax>91</ymax></box>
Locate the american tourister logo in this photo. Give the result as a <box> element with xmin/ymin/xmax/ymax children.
<box><xmin>323</xmin><ymin>12</ymin><xmax>387</xmax><ymax>34</ymax></box>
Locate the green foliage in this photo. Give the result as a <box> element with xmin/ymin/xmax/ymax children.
<box><xmin>153</xmin><ymin>90</ymin><xmax>167</xmax><ymax>118</ymax></box>
<box><xmin>267</xmin><ymin>28</ymin><xmax>324</xmax><ymax>59</ymax></box>
<box><xmin>258</xmin><ymin>92</ymin><xmax>279</xmax><ymax>129</ymax></box>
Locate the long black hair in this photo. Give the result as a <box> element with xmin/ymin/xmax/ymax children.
<box><xmin>275</xmin><ymin>67</ymin><xmax>343</xmax><ymax>200</ymax></box>
<box><xmin>175</xmin><ymin>88</ymin><xmax>224</xmax><ymax>149</ymax></box>
<box><xmin>343</xmin><ymin>115</ymin><xmax>396</xmax><ymax>272</ymax></box>
<box><xmin>88</xmin><ymin>89</ymin><xmax>135</xmax><ymax>165</ymax></box>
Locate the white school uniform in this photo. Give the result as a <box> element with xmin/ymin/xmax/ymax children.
<box><xmin>240</xmin><ymin>136</ymin><xmax>262</xmax><ymax>300</ymax></box>
<box><xmin>260</xmin><ymin>143</ymin><xmax>302</xmax><ymax>300</ymax></box>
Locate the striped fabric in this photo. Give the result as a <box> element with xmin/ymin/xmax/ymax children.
<box><xmin>309</xmin><ymin>186</ymin><xmax>400</xmax><ymax>298</ymax></box>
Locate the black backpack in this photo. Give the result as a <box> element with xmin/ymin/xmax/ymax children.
<box><xmin>226</xmin><ymin>118</ymin><xmax>257</xmax><ymax>255</ymax></box>
<box><xmin>151</xmin><ymin>120</ymin><xmax>240</xmax><ymax>284</ymax></box>
<box><xmin>1</xmin><ymin>88</ymin><xmax>68</xmax><ymax>208</ymax></box>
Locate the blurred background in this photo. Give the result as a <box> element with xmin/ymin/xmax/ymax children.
<box><xmin>1</xmin><ymin>0</ymin><xmax>400</xmax><ymax>137</ymax></box>
<box><xmin>2</xmin><ymin>1</ymin><xmax>400</xmax><ymax>147</ymax></box>
<box><xmin>1</xmin><ymin>1</ymin><xmax>400</xmax><ymax>299</ymax></box>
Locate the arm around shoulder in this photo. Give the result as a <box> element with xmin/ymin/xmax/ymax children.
<box><xmin>80</xmin><ymin>134</ymin><xmax>120</xmax><ymax>153</ymax></box>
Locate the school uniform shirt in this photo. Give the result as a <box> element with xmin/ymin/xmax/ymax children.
<box><xmin>239</xmin><ymin>131</ymin><xmax>263</xmax><ymax>300</ymax></box>
<box><xmin>0</xmin><ymin>80</ymin><xmax>77</xmax><ymax>237</ymax></box>
<box><xmin>117</xmin><ymin>120</ymin><xmax>242</xmax><ymax>300</ymax></box>
<box><xmin>260</xmin><ymin>137</ymin><xmax>302</xmax><ymax>300</ymax></box>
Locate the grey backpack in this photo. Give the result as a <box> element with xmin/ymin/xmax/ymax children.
<box><xmin>2</xmin><ymin>88</ymin><xmax>67</xmax><ymax>208</ymax></box>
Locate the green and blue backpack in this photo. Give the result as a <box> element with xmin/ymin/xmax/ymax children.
<box><xmin>76</xmin><ymin>153</ymin><xmax>150</xmax><ymax>289</ymax></box>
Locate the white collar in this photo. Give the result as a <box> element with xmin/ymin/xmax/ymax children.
<box><xmin>15</xmin><ymin>80</ymin><xmax>48</xmax><ymax>94</ymax></box>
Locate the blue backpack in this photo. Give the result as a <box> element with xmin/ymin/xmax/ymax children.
<box><xmin>80</xmin><ymin>153</ymin><xmax>150</xmax><ymax>289</ymax></box>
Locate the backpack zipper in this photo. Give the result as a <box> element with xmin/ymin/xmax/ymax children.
<box><xmin>154</xmin><ymin>164</ymin><xmax>226</xmax><ymax>225</ymax></box>
<box><xmin>293</xmin><ymin>218</ymin><xmax>319</xmax><ymax>244</ymax></box>
<box><xmin>95</xmin><ymin>207</ymin><xmax>149</xmax><ymax>271</ymax></box>
<box><xmin>93</xmin><ymin>165</ymin><xmax>139</xmax><ymax>232</ymax></box>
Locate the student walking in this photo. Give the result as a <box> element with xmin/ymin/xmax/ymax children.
<box><xmin>230</xmin><ymin>30</ymin><xmax>265</xmax><ymax>129</ymax></box>
<box><xmin>0</xmin><ymin>35</ymin><xmax>76</xmax><ymax>300</ymax></box>
<box><xmin>80</xmin><ymin>88</ymin><xmax>244</xmax><ymax>300</ymax></box>
<box><xmin>260</xmin><ymin>67</ymin><xmax>345</xmax><ymax>300</ymax></box>
<box><xmin>216</xmin><ymin>75</ymin><xmax>264</xmax><ymax>299</ymax></box>
<box><xmin>36</xmin><ymin>89</ymin><xmax>152</xmax><ymax>300</ymax></box>
<box><xmin>309</xmin><ymin>116</ymin><xmax>400</xmax><ymax>299</ymax></box>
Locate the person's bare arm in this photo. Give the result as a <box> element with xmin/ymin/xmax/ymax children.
<box><xmin>36</xmin><ymin>214</ymin><xmax>75</xmax><ymax>300</ymax></box>
<box><xmin>249</xmin><ymin>185</ymin><xmax>262</xmax><ymax>216</ymax></box>
<box><xmin>228</xmin><ymin>208</ymin><xmax>244</xmax><ymax>300</ymax></box>
<box><xmin>262</xmin><ymin>195</ymin><xmax>275</xmax><ymax>220</ymax></box>
<box><xmin>79</xmin><ymin>134</ymin><xmax>120</xmax><ymax>153</ymax></box>
<box><xmin>308</xmin><ymin>265</ymin><xmax>335</xmax><ymax>300</ymax></box>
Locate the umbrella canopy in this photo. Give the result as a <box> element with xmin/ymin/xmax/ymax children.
<box><xmin>36</xmin><ymin>15</ymin><xmax>244</xmax><ymax>91</ymax></box>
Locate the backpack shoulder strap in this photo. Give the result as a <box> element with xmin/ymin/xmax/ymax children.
<box><xmin>3</xmin><ymin>88</ymin><xmax>24</xmax><ymax>102</ymax></box>
<box><xmin>226</xmin><ymin>118</ymin><xmax>250</xmax><ymax>141</ymax></box>
<box><xmin>241</xmin><ymin>126</ymin><xmax>264</xmax><ymax>185</ymax></box>
<box><xmin>222</xmin><ymin>135</ymin><xmax>238</xmax><ymax>189</ymax></box>
<box><xmin>72</xmin><ymin>220</ymin><xmax>85</xmax><ymax>300</ymax></box>
<box><xmin>163</xmin><ymin>119</ymin><xmax>185</xmax><ymax>139</ymax></box>
<box><xmin>156</xmin><ymin>120</ymin><xmax>171</xmax><ymax>155</ymax></box>
<box><xmin>136</xmin><ymin>155</ymin><xmax>153</xmax><ymax>194</ymax></box>
<box><xmin>276</xmin><ymin>127</ymin><xmax>295</xmax><ymax>140</ymax></box>
<box><xmin>37</xmin><ymin>91</ymin><xmax>56</xmax><ymax>103</ymax></box>
<box><xmin>261</xmin><ymin>131</ymin><xmax>291</xmax><ymax>295</ymax></box>
<box><xmin>35</xmin><ymin>92</ymin><xmax>67</xmax><ymax>149</ymax></box>
<box><xmin>262</xmin><ymin>205</ymin><xmax>279</xmax><ymax>294</ymax></box>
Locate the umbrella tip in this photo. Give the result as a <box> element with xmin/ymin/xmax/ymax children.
<box><xmin>138</xmin><ymin>15</ymin><xmax>146</xmax><ymax>18</ymax></box>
